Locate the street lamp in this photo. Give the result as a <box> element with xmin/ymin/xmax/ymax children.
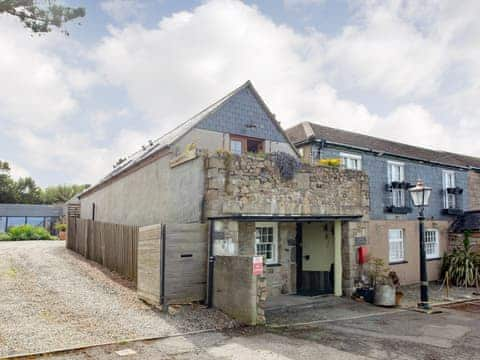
<box><xmin>408</xmin><ymin>180</ymin><xmax>433</xmax><ymax>310</ymax></box>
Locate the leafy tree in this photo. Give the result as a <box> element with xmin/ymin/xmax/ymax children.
<box><xmin>0</xmin><ymin>161</ymin><xmax>10</xmax><ymax>172</ymax></box>
<box><xmin>41</xmin><ymin>184</ymin><xmax>89</xmax><ymax>204</ymax></box>
<box><xmin>0</xmin><ymin>0</ymin><xmax>85</xmax><ymax>35</ymax></box>
<box><xmin>0</xmin><ymin>173</ymin><xmax>18</xmax><ymax>203</ymax></box>
<box><xmin>15</xmin><ymin>176</ymin><xmax>42</xmax><ymax>203</ymax></box>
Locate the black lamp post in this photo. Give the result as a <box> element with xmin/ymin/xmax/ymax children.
<box><xmin>408</xmin><ymin>180</ymin><xmax>433</xmax><ymax>310</ymax></box>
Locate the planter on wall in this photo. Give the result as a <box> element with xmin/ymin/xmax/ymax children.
<box><xmin>385</xmin><ymin>206</ymin><xmax>412</xmax><ymax>214</ymax></box>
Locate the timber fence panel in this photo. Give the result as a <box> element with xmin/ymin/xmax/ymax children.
<box><xmin>66</xmin><ymin>218</ymin><xmax>139</xmax><ymax>282</ymax></box>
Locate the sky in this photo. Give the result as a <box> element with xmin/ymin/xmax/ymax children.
<box><xmin>1</xmin><ymin>0</ymin><xmax>480</xmax><ymax>187</ymax></box>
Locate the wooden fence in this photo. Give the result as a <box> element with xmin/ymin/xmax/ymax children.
<box><xmin>67</xmin><ymin>218</ymin><xmax>139</xmax><ymax>282</ymax></box>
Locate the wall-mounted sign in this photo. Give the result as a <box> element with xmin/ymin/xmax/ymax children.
<box><xmin>354</xmin><ymin>236</ymin><xmax>367</xmax><ymax>246</ymax></box>
<box><xmin>253</xmin><ymin>256</ymin><xmax>263</xmax><ymax>276</ymax></box>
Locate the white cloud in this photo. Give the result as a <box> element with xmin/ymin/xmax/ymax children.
<box><xmin>0</xmin><ymin>16</ymin><xmax>79</xmax><ymax>129</ymax></box>
<box><xmin>92</xmin><ymin>0</ymin><xmax>379</xmax><ymax>136</ymax></box>
<box><xmin>2</xmin><ymin>0</ymin><xmax>480</xmax><ymax>187</ymax></box>
<box><xmin>325</xmin><ymin>2</ymin><xmax>447</xmax><ymax>98</ymax></box>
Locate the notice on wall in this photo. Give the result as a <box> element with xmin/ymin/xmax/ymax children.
<box><xmin>253</xmin><ymin>256</ymin><xmax>263</xmax><ymax>276</ymax></box>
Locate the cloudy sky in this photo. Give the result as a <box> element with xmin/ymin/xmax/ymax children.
<box><xmin>1</xmin><ymin>0</ymin><xmax>479</xmax><ymax>186</ymax></box>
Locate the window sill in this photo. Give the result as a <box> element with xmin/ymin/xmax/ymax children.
<box><xmin>266</xmin><ymin>263</ymin><xmax>282</xmax><ymax>268</ymax></box>
<box><xmin>427</xmin><ymin>257</ymin><xmax>441</xmax><ymax>262</ymax></box>
<box><xmin>389</xmin><ymin>260</ymin><xmax>408</xmax><ymax>265</ymax></box>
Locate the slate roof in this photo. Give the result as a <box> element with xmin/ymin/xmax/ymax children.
<box><xmin>451</xmin><ymin>211</ymin><xmax>480</xmax><ymax>233</ymax></box>
<box><xmin>80</xmin><ymin>81</ymin><xmax>297</xmax><ymax>198</ymax></box>
<box><xmin>0</xmin><ymin>204</ymin><xmax>63</xmax><ymax>217</ymax></box>
<box><xmin>286</xmin><ymin>122</ymin><xmax>480</xmax><ymax>170</ymax></box>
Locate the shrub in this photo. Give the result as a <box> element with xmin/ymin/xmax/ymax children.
<box><xmin>270</xmin><ymin>151</ymin><xmax>301</xmax><ymax>181</ymax></box>
<box><xmin>7</xmin><ymin>225</ymin><xmax>53</xmax><ymax>241</ymax></box>
<box><xmin>443</xmin><ymin>231</ymin><xmax>480</xmax><ymax>287</ymax></box>
<box><xmin>0</xmin><ymin>233</ymin><xmax>11</xmax><ymax>241</ymax></box>
<box><xmin>55</xmin><ymin>223</ymin><xmax>67</xmax><ymax>232</ymax></box>
<box><xmin>317</xmin><ymin>158</ymin><xmax>341</xmax><ymax>167</ymax></box>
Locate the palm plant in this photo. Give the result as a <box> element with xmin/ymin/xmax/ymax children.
<box><xmin>445</xmin><ymin>231</ymin><xmax>480</xmax><ymax>287</ymax></box>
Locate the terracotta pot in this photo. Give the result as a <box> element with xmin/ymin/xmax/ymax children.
<box><xmin>59</xmin><ymin>231</ymin><xmax>66</xmax><ymax>240</ymax></box>
<box><xmin>395</xmin><ymin>291</ymin><xmax>404</xmax><ymax>306</ymax></box>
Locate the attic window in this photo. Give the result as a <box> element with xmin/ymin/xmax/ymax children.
<box><xmin>230</xmin><ymin>135</ymin><xmax>264</xmax><ymax>155</ymax></box>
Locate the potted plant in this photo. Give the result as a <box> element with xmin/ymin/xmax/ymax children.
<box><xmin>366</xmin><ymin>257</ymin><xmax>396</xmax><ymax>307</ymax></box>
<box><xmin>389</xmin><ymin>271</ymin><xmax>403</xmax><ymax>305</ymax></box>
<box><xmin>55</xmin><ymin>223</ymin><xmax>67</xmax><ymax>240</ymax></box>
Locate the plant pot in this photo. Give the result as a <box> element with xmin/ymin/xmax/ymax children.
<box><xmin>59</xmin><ymin>231</ymin><xmax>66</xmax><ymax>240</ymax></box>
<box><xmin>374</xmin><ymin>284</ymin><xmax>396</xmax><ymax>307</ymax></box>
<box><xmin>395</xmin><ymin>291</ymin><xmax>404</xmax><ymax>306</ymax></box>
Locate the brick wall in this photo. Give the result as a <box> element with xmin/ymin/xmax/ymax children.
<box><xmin>468</xmin><ymin>171</ymin><xmax>480</xmax><ymax>210</ymax></box>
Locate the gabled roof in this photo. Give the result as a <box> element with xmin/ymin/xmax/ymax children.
<box><xmin>80</xmin><ymin>81</ymin><xmax>297</xmax><ymax>198</ymax></box>
<box><xmin>286</xmin><ymin>122</ymin><xmax>480</xmax><ymax>170</ymax></box>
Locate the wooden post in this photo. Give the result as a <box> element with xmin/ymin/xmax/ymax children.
<box><xmin>334</xmin><ymin>220</ymin><xmax>342</xmax><ymax>297</ymax></box>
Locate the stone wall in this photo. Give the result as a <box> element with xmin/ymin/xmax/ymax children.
<box><xmin>213</xmin><ymin>255</ymin><xmax>266</xmax><ymax>325</ymax></box>
<box><xmin>468</xmin><ymin>171</ymin><xmax>480</xmax><ymax>210</ymax></box>
<box><xmin>204</xmin><ymin>153</ymin><xmax>369</xmax><ymax>218</ymax></box>
<box><xmin>342</xmin><ymin>220</ymin><xmax>369</xmax><ymax>296</ymax></box>
<box><xmin>212</xmin><ymin>220</ymin><xmax>296</xmax><ymax>297</ymax></box>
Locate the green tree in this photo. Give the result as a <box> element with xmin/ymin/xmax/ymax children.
<box><xmin>41</xmin><ymin>184</ymin><xmax>89</xmax><ymax>204</ymax></box>
<box><xmin>0</xmin><ymin>0</ymin><xmax>85</xmax><ymax>34</ymax></box>
<box><xmin>0</xmin><ymin>173</ymin><xmax>17</xmax><ymax>203</ymax></box>
<box><xmin>15</xmin><ymin>176</ymin><xmax>42</xmax><ymax>203</ymax></box>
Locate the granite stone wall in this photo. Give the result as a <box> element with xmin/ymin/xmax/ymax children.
<box><xmin>204</xmin><ymin>153</ymin><xmax>369</xmax><ymax>219</ymax></box>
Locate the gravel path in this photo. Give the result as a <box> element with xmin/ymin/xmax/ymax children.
<box><xmin>0</xmin><ymin>241</ymin><xmax>235</xmax><ymax>358</ymax></box>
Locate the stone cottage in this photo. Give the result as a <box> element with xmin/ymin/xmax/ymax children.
<box><xmin>78</xmin><ymin>81</ymin><xmax>369</xmax><ymax>316</ymax></box>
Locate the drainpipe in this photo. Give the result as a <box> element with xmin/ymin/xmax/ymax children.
<box><xmin>160</xmin><ymin>224</ymin><xmax>167</xmax><ymax>312</ymax></box>
<box><xmin>207</xmin><ymin>219</ymin><xmax>215</xmax><ymax>308</ymax></box>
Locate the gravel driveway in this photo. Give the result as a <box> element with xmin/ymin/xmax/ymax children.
<box><xmin>0</xmin><ymin>241</ymin><xmax>233</xmax><ymax>358</ymax></box>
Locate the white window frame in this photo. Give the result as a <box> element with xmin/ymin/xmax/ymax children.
<box><xmin>388</xmin><ymin>229</ymin><xmax>405</xmax><ymax>263</ymax></box>
<box><xmin>388</xmin><ymin>161</ymin><xmax>405</xmax><ymax>183</ymax></box>
<box><xmin>425</xmin><ymin>229</ymin><xmax>440</xmax><ymax>260</ymax></box>
<box><xmin>443</xmin><ymin>170</ymin><xmax>456</xmax><ymax>209</ymax></box>
<box><xmin>340</xmin><ymin>152</ymin><xmax>362</xmax><ymax>171</ymax></box>
<box><xmin>388</xmin><ymin>161</ymin><xmax>406</xmax><ymax>207</ymax></box>
<box><xmin>230</xmin><ymin>139</ymin><xmax>242</xmax><ymax>155</ymax></box>
<box><xmin>255</xmin><ymin>222</ymin><xmax>278</xmax><ymax>265</ymax></box>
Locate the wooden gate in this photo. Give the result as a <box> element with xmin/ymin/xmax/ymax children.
<box><xmin>137</xmin><ymin>223</ymin><xmax>208</xmax><ymax>306</ymax></box>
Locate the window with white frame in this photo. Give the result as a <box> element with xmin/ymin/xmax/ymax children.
<box><xmin>255</xmin><ymin>222</ymin><xmax>278</xmax><ymax>265</ymax></box>
<box><xmin>230</xmin><ymin>139</ymin><xmax>242</xmax><ymax>155</ymax></box>
<box><xmin>340</xmin><ymin>153</ymin><xmax>362</xmax><ymax>170</ymax></box>
<box><xmin>388</xmin><ymin>161</ymin><xmax>406</xmax><ymax>207</ymax></box>
<box><xmin>443</xmin><ymin>170</ymin><xmax>456</xmax><ymax>209</ymax></box>
<box><xmin>389</xmin><ymin>229</ymin><xmax>405</xmax><ymax>263</ymax></box>
<box><xmin>425</xmin><ymin>229</ymin><xmax>440</xmax><ymax>259</ymax></box>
